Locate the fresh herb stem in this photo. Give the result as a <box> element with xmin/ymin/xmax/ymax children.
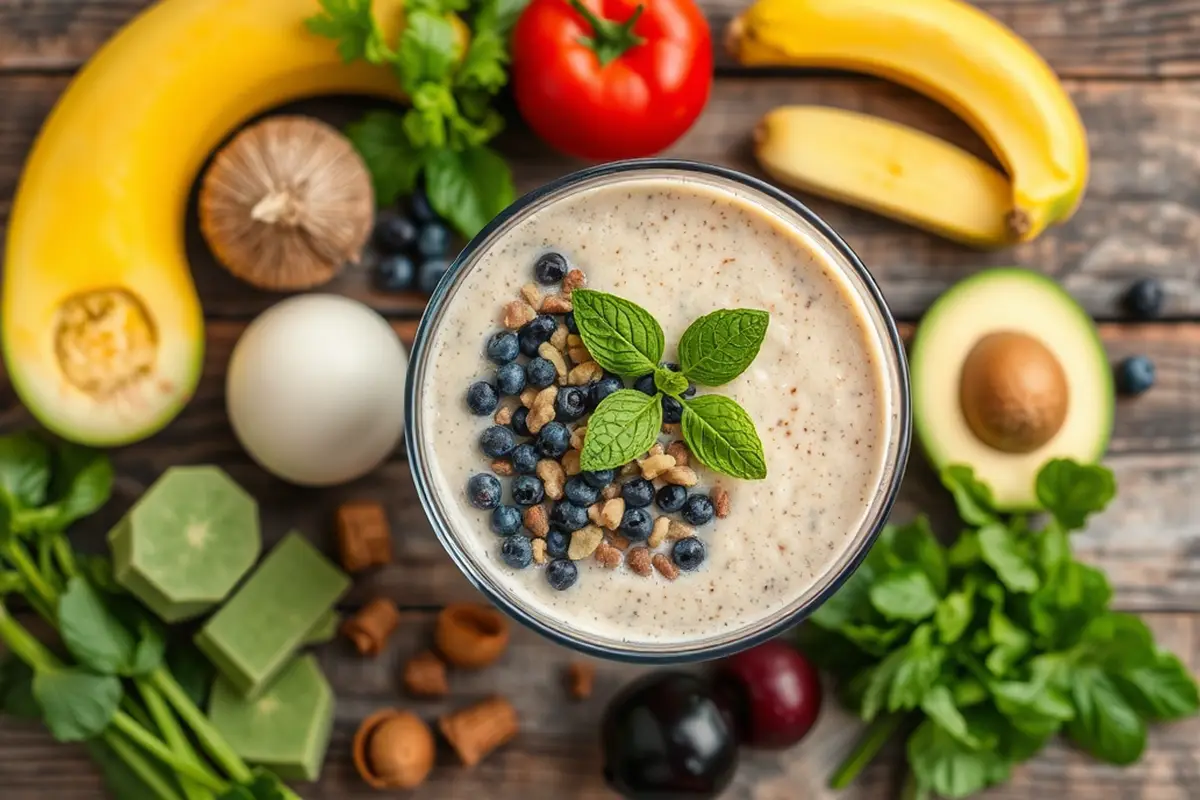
<box><xmin>53</xmin><ymin>535</ymin><xmax>78</xmax><ymax>579</ymax></box>
<box><xmin>110</xmin><ymin>711</ymin><xmax>227</xmax><ymax>793</ymax></box>
<box><xmin>149</xmin><ymin>667</ymin><xmax>254</xmax><ymax>785</ymax></box>
<box><xmin>99</xmin><ymin>730</ymin><xmax>189</xmax><ymax>800</ymax></box>
<box><xmin>2</xmin><ymin>540</ymin><xmax>58</xmax><ymax>609</ymax></box>
<box><xmin>139</xmin><ymin>682</ymin><xmax>215</xmax><ymax>800</ymax></box>
<box><xmin>0</xmin><ymin>600</ymin><xmax>59</xmax><ymax>671</ymax></box>
<box><xmin>829</xmin><ymin>713</ymin><xmax>905</xmax><ymax>789</ymax></box>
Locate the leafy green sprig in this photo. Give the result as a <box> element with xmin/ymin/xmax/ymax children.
<box><xmin>306</xmin><ymin>0</ymin><xmax>526</xmax><ymax>238</ymax></box>
<box><xmin>799</xmin><ymin>458</ymin><xmax>1199</xmax><ymax>799</ymax></box>
<box><xmin>571</xmin><ymin>289</ymin><xmax>770</xmax><ymax>480</ymax></box>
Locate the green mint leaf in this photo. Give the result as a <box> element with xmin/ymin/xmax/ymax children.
<box><xmin>837</xmin><ymin>622</ymin><xmax>908</xmax><ymax>658</ymax></box>
<box><xmin>985</xmin><ymin>604</ymin><xmax>1030</xmax><ymax>676</ymax></box>
<box><xmin>305</xmin><ymin>0</ymin><xmax>393</xmax><ymax>64</ymax></box>
<box><xmin>886</xmin><ymin>516</ymin><xmax>948</xmax><ymax>595</ymax></box>
<box><xmin>425</xmin><ymin>145</ymin><xmax>515</xmax><ymax>238</ymax></box>
<box><xmin>580</xmin><ymin>390</ymin><xmax>662</xmax><ymax>472</ymax></box>
<box><xmin>940</xmin><ymin>465</ymin><xmax>998</xmax><ymax>526</ymax></box>
<box><xmin>33</xmin><ymin>666</ymin><xmax>123</xmax><ymax>742</ymax></box>
<box><xmin>571</xmin><ymin>290</ymin><xmax>665</xmax><ymax>378</ymax></box>
<box><xmin>1114</xmin><ymin>651</ymin><xmax>1200</xmax><ymax>721</ymax></box>
<box><xmin>868</xmin><ymin>566</ymin><xmax>939</xmax><ymax>622</ymax></box>
<box><xmin>947</xmin><ymin>530</ymin><xmax>982</xmax><ymax>568</ymax></box>
<box><xmin>0</xmin><ymin>431</ymin><xmax>52</xmax><ymax>511</ymax></box>
<box><xmin>908</xmin><ymin>718</ymin><xmax>1012</xmax><ymax>799</ymax></box>
<box><xmin>934</xmin><ymin>588</ymin><xmax>974</xmax><ymax>644</ymax></box>
<box><xmin>991</xmin><ymin>679</ymin><xmax>1075</xmax><ymax>736</ymax></box>
<box><xmin>886</xmin><ymin>627</ymin><xmax>945</xmax><ymax>712</ymax></box>
<box><xmin>859</xmin><ymin>646</ymin><xmax>906</xmax><ymax>722</ymax></box>
<box><xmin>1036</xmin><ymin>518</ymin><xmax>1069</xmax><ymax>581</ymax></box>
<box><xmin>111</xmin><ymin>597</ymin><xmax>166</xmax><ymax>677</ymax></box>
<box><xmin>677</xmin><ymin>309</ymin><xmax>770</xmax><ymax>387</ymax></box>
<box><xmin>920</xmin><ymin>685</ymin><xmax>978</xmax><ymax>747</ymax></box>
<box><xmin>1066</xmin><ymin>667</ymin><xmax>1146</xmax><ymax>765</ymax></box>
<box><xmin>0</xmin><ymin>656</ymin><xmax>40</xmax><ymax>721</ymax></box>
<box><xmin>395</xmin><ymin>10</ymin><xmax>462</xmax><ymax>94</ymax></box>
<box><xmin>345</xmin><ymin>111</ymin><xmax>426</xmax><ymax>206</ymax></box>
<box><xmin>454</xmin><ymin>28</ymin><xmax>509</xmax><ymax>93</ymax></box>
<box><xmin>978</xmin><ymin>523</ymin><xmax>1039</xmax><ymax>593</ymax></box>
<box><xmin>1077</xmin><ymin>612</ymin><xmax>1157</xmax><ymax>673</ymax></box>
<box><xmin>952</xmin><ymin>676</ymin><xmax>989</xmax><ymax>707</ymax></box>
<box><xmin>654</xmin><ymin>367</ymin><xmax>689</xmax><ymax>397</ymax></box>
<box><xmin>58</xmin><ymin>577</ymin><xmax>137</xmax><ymax>676</ymax></box>
<box><xmin>1035</xmin><ymin>458</ymin><xmax>1116</xmax><ymax>531</ymax></box>
<box><xmin>43</xmin><ymin>442</ymin><xmax>112</xmax><ymax>531</ymax></box>
<box><xmin>681</xmin><ymin>395</ymin><xmax>767</xmax><ymax>480</ymax></box>
<box><xmin>1029</xmin><ymin>560</ymin><xmax>1112</xmax><ymax>649</ymax></box>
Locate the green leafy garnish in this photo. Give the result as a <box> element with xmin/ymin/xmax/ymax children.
<box><xmin>798</xmin><ymin>458</ymin><xmax>1200</xmax><ymax>798</ymax></box>
<box><xmin>579</xmin><ymin>390</ymin><xmax>662</xmax><ymax>473</ymax></box>
<box><xmin>571</xmin><ymin>289</ymin><xmax>665</xmax><ymax>378</ymax></box>
<box><xmin>677</xmin><ymin>309</ymin><xmax>770</xmax><ymax>386</ymax></box>
<box><xmin>33</xmin><ymin>667</ymin><xmax>123</xmax><ymax>742</ymax></box>
<box><xmin>680</xmin><ymin>396</ymin><xmax>767</xmax><ymax>481</ymax></box>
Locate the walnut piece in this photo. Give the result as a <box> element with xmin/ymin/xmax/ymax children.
<box><xmin>336</xmin><ymin>501</ymin><xmax>393</xmax><ymax>573</ymax></box>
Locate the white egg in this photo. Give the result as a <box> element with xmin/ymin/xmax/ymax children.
<box><xmin>226</xmin><ymin>294</ymin><xmax>408</xmax><ymax>486</ymax></box>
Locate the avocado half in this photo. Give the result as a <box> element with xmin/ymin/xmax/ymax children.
<box><xmin>910</xmin><ymin>269</ymin><xmax>1113</xmax><ymax>510</ymax></box>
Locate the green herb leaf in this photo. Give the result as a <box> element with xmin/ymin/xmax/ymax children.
<box><xmin>1036</xmin><ymin>519</ymin><xmax>1070</xmax><ymax>580</ymax></box>
<box><xmin>978</xmin><ymin>524</ymin><xmax>1039</xmax><ymax>593</ymax></box>
<box><xmin>839</xmin><ymin>621</ymin><xmax>909</xmax><ymax>658</ymax></box>
<box><xmin>1029</xmin><ymin>560</ymin><xmax>1111</xmax><ymax>649</ymax></box>
<box><xmin>886</xmin><ymin>627</ymin><xmax>945</xmax><ymax>712</ymax></box>
<box><xmin>1067</xmin><ymin>667</ymin><xmax>1146</xmax><ymax>765</ymax></box>
<box><xmin>991</xmin><ymin>679</ymin><xmax>1075</xmax><ymax>736</ymax></box>
<box><xmin>1077</xmin><ymin>612</ymin><xmax>1157</xmax><ymax>673</ymax></box>
<box><xmin>43</xmin><ymin>442</ymin><xmax>113</xmax><ymax>531</ymax></box>
<box><xmin>887</xmin><ymin>516</ymin><xmax>948</xmax><ymax>595</ymax></box>
<box><xmin>479</xmin><ymin>0</ymin><xmax>531</xmax><ymax>35</ymax></box>
<box><xmin>677</xmin><ymin>309</ymin><xmax>770</xmax><ymax>386</ymax></box>
<box><xmin>425</xmin><ymin>145</ymin><xmax>515</xmax><ymax>238</ymax></box>
<box><xmin>0</xmin><ymin>655</ymin><xmax>40</xmax><ymax>720</ymax></box>
<box><xmin>454</xmin><ymin>27</ymin><xmax>508</xmax><ymax>93</ymax></box>
<box><xmin>681</xmin><ymin>395</ymin><xmax>767</xmax><ymax>480</ymax></box>
<box><xmin>952</xmin><ymin>676</ymin><xmax>989</xmax><ymax>708</ymax></box>
<box><xmin>0</xmin><ymin>432</ymin><xmax>52</xmax><ymax>512</ymax></box>
<box><xmin>654</xmin><ymin>367</ymin><xmax>690</xmax><ymax>397</ymax></box>
<box><xmin>868</xmin><ymin>567</ymin><xmax>939</xmax><ymax>622</ymax></box>
<box><xmin>1114</xmin><ymin>651</ymin><xmax>1200</xmax><ymax>721</ymax></box>
<box><xmin>305</xmin><ymin>0</ymin><xmax>395</xmax><ymax>64</ymax></box>
<box><xmin>859</xmin><ymin>647</ymin><xmax>906</xmax><ymax>722</ymax></box>
<box><xmin>346</xmin><ymin>111</ymin><xmax>427</xmax><ymax>206</ymax></box>
<box><xmin>571</xmin><ymin>290</ymin><xmax>665</xmax><ymax>378</ymax></box>
<box><xmin>1035</xmin><ymin>459</ymin><xmax>1116</xmax><ymax>531</ymax></box>
<box><xmin>947</xmin><ymin>530</ymin><xmax>982</xmax><ymax>568</ymax></box>
<box><xmin>58</xmin><ymin>577</ymin><xmax>137</xmax><ymax>676</ymax></box>
<box><xmin>85</xmin><ymin>735</ymin><xmax>178</xmax><ymax>800</ymax></box>
<box><xmin>395</xmin><ymin>10</ymin><xmax>462</xmax><ymax>92</ymax></box>
<box><xmin>218</xmin><ymin>770</ymin><xmax>291</xmax><ymax>800</ymax></box>
<box><xmin>940</xmin><ymin>465</ymin><xmax>998</xmax><ymax>526</ymax></box>
<box><xmin>985</xmin><ymin>603</ymin><xmax>1031</xmax><ymax>676</ymax></box>
<box><xmin>810</xmin><ymin>560</ymin><xmax>876</xmax><ymax>631</ymax></box>
<box><xmin>166</xmin><ymin>638</ymin><xmax>217</xmax><ymax>709</ymax></box>
<box><xmin>580</xmin><ymin>390</ymin><xmax>662</xmax><ymax>472</ymax></box>
<box><xmin>934</xmin><ymin>588</ymin><xmax>974</xmax><ymax>644</ymax></box>
<box><xmin>920</xmin><ymin>685</ymin><xmax>978</xmax><ymax>746</ymax></box>
<box><xmin>33</xmin><ymin>666</ymin><xmax>123</xmax><ymax>742</ymax></box>
<box><xmin>908</xmin><ymin>718</ymin><xmax>1012</xmax><ymax>799</ymax></box>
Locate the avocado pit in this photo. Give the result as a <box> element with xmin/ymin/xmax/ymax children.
<box><xmin>959</xmin><ymin>331</ymin><xmax>1068</xmax><ymax>454</ymax></box>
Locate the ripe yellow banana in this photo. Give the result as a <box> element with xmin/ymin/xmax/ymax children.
<box><xmin>2</xmin><ymin>0</ymin><xmax>417</xmax><ymax>446</ymax></box>
<box><xmin>727</xmin><ymin>0</ymin><xmax>1089</xmax><ymax>244</ymax></box>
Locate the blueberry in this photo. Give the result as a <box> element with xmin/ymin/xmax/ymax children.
<box><xmin>535</xmin><ymin>252</ymin><xmax>569</xmax><ymax>284</ymax></box>
<box><xmin>546</xmin><ymin>559</ymin><xmax>579</xmax><ymax>591</ymax></box>
<box><xmin>672</xmin><ymin>537</ymin><xmax>706</xmax><ymax>571</ymax></box>
<box><xmin>486</xmin><ymin>331</ymin><xmax>520</xmax><ymax>364</ymax></box>
<box><xmin>501</xmin><ymin>535</ymin><xmax>533</xmax><ymax>569</ymax></box>
<box><xmin>620</xmin><ymin>507</ymin><xmax>653</xmax><ymax>541</ymax></box>
<box><xmin>511</xmin><ymin>443</ymin><xmax>539</xmax><ymax>474</ymax></box>
<box><xmin>555</xmin><ymin>386</ymin><xmax>588</xmax><ymax>422</ymax></box>
<box><xmin>682</xmin><ymin>494</ymin><xmax>715</xmax><ymax>526</ymax></box>
<box><xmin>511</xmin><ymin>475</ymin><xmax>545</xmax><ymax>506</ymax></box>
<box><xmin>662</xmin><ymin>363</ymin><xmax>696</xmax><ymax>397</ymax></box>
<box><xmin>417</xmin><ymin>222</ymin><xmax>450</xmax><ymax>258</ymax></box>
<box><xmin>536</xmin><ymin>422</ymin><xmax>571</xmax><ymax>458</ymax></box>
<box><xmin>467</xmin><ymin>474</ymin><xmax>501</xmax><ymax>509</ymax></box>
<box><xmin>417</xmin><ymin>258</ymin><xmax>451</xmax><ymax>294</ymax></box>
<box><xmin>634</xmin><ymin>374</ymin><xmax>656</xmax><ymax>395</ymax></box>
<box><xmin>527</xmin><ymin>357</ymin><xmax>557</xmax><ymax>389</ymax></box>
<box><xmin>662</xmin><ymin>395</ymin><xmax>683</xmax><ymax>424</ymax></box>
<box><xmin>565</xmin><ymin>311</ymin><xmax>578</xmax><ymax>334</ymax></box>
<box><xmin>622</xmin><ymin>478</ymin><xmax>655</xmax><ymax>509</ymax></box>
<box><xmin>374</xmin><ymin>254</ymin><xmax>416</xmax><ymax>291</ymax></box>
<box><xmin>491</xmin><ymin>505</ymin><xmax>522</xmax><ymax>536</ymax></box>
<box><xmin>1124</xmin><ymin>278</ymin><xmax>1165</xmax><ymax>319</ymax></box>
<box><xmin>496</xmin><ymin>362</ymin><xmax>526</xmax><ymax>396</ymax></box>
<box><xmin>550</xmin><ymin>501</ymin><xmax>589</xmax><ymax>532</ymax></box>
<box><xmin>480</xmin><ymin>425</ymin><xmax>516</xmax><ymax>458</ymax></box>
<box><xmin>519</xmin><ymin>315</ymin><xmax>557</xmax><ymax>357</ymax></box>
<box><xmin>565</xmin><ymin>477</ymin><xmax>600</xmax><ymax>507</ymax></box>
<box><xmin>583</xmin><ymin>469</ymin><xmax>614</xmax><ymax>489</ymax></box>
<box><xmin>1116</xmin><ymin>355</ymin><xmax>1156</xmax><ymax>396</ymax></box>
<box><xmin>656</xmin><ymin>484</ymin><xmax>687</xmax><ymax>513</ymax></box>
<box><xmin>511</xmin><ymin>407</ymin><xmax>532</xmax><ymax>437</ymax></box>
<box><xmin>546</xmin><ymin>530</ymin><xmax>569</xmax><ymax>558</ymax></box>
<box><xmin>411</xmin><ymin>186</ymin><xmax>437</xmax><ymax>223</ymax></box>
<box><xmin>466</xmin><ymin>381</ymin><xmax>498</xmax><ymax>415</ymax></box>
<box><xmin>590</xmin><ymin>374</ymin><xmax>624</xmax><ymax>408</ymax></box>
<box><xmin>374</xmin><ymin>212</ymin><xmax>418</xmax><ymax>253</ymax></box>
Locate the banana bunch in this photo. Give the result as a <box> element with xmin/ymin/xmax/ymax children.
<box><xmin>727</xmin><ymin>0</ymin><xmax>1089</xmax><ymax>248</ymax></box>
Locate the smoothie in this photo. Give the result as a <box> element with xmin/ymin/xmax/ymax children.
<box><xmin>411</xmin><ymin>166</ymin><xmax>905</xmax><ymax>653</ymax></box>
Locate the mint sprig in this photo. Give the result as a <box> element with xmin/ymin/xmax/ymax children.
<box><xmin>573</xmin><ymin>289</ymin><xmax>770</xmax><ymax>479</ymax></box>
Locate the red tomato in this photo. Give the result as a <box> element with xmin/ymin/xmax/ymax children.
<box><xmin>512</xmin><ymin>0</ymin><xmax>713</xmax><ymax>161</ymax></box>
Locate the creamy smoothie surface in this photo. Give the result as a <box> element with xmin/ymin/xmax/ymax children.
<box><xmin>418</xmin><ymin>174</ymin><xmax>894</xmax><ymax>645</ymax></box>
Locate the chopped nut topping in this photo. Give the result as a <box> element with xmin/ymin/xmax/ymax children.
<box><xmin>648</xmin><ymin>516</ymin><xmax>670</xmax><ymax>549</ymax></box>
<box><xmin>587</xmin><ymin>503</ymin><xmax>603</xmax><ymax>526</ymax></box>
<box><xmin>569</xmin><ymin>426</ymin><xmax>587</xmax><ymax>451</ymax></box>
<box><xmin>600</xmin><ymin>498</ymin><xmax>625</xmax><ymax>530</ymax></box>
<box><xmin>527</xmin><ymin>386</ymin><xmax>558</xmax><ymax>433</ymax></box>
<box><xmin>550</xmin><ymin>323</ymin><xmax>569</xmax><ymax>352</ymax></box>
<box><xmin>541</xmin><ymin>294</ymin><xmax>573</xmax><ymax>314</ymax></box>
<box><xmin>668</xmin><ymin>519</ymin><xmax>696</xmax><ymax>540</ymax></box>
<box><xmin>566</xmin><ymin>334</ymin><xmax>585</xmax><ymax>348</ymax></box>
<box><xmin>568</xmin><ymin>361</ymin><xmax>604</xmax><ymax>385</ymax></box>
<box><xmin>502</xmin><ymin>300</ymin><xmax>537</xmax><ymax>329</ymax></box>
<box><xmin>537</xmin><ymin>459</ymin><xmax>566</xmax><ymax>500</ymax></box>
<box><xmin>600</xmin><ymin>483</ymin><xmax>621</xmax><ymax>500</ymax></box>
<box><xmin>652</xmin><ymin>553</ymin><xmax>679</xmax><ymax>581</ymax></box>
<box><xmin>627</xmin><ymin>547</ymin><xmax>653</xmax><ymax>577</ymax></box>
<box><xmin>711</xmin><ymin>486</ymin><xmax>731</xmax><ymax>519</ymax></box>
<box><xmin>490</xmin><ymin>459</ymin><xmax>514</xmax><ymax>477</ymax></box>
<box><xmin>404</xmin><ymin>651</ymin><xmax>449</xmax><ymax>697</ymax></box>
<box><xmin>640</xmin><ymin>453</ymin><xmax>676</xmax><ymax>480</ymax></box>
<box><xmin>619</xmin><ymin>461</ymin><xmax>640</xmax><ymax>478</ymax></box>
<box><xmin>520</xmin><ymin>283</ymin><xmax>543</xmax><ymax>309</ymax></box>
<box><xmin>537</xmin><ymin>342</ymin><xmax>569</xmax><ymax>381</ymax></box>
<box><xmin>568</xmin><ymin>526</ymin><xmax>604</xmax><ymax>560</ymax></box>
<box><xmin>335</xmin><ymin>501</ymin><xmax>392</xmax><ymax>573</ymax></box>
<box><xmin>562</xmin><ymin>268</ymin><xmax>587</xmax><ymax>296</ymax></box>
<box><xmin>562</xmin><ymin>449</ymin><xmax>582</xmax><ymax>475</ymax></box>
<box><xmin>519</xmin><ymin>387</ymin><xmax>537</xmax><ymax>408</ymax></box>
<box><xmin>661</xmin><ymin>423</ymin><xmax>681</xmax><ymax>436</ymax></box>
<box><xmin>594</xmin><ymin>542</ymin><xmax>622</xmax><ymax>569</ymax></box>
<box><xmin>567</xmin><ymin>345</ymin><xmax>592</xmax><ymax>364</ymax></box>
<box><xmin>607</xmin><ymin>532</ymin><xmax>631</xmax><ymax>551</ymax></box>
<box><xmin>565</xmin><ymin>662</ymin><xmax>595</xmax><ymax>700</ymax></box>
<box><xmin>645</xmin><ymin>442</ymin><xmax>666</xmax><ymax>458</ymax></box>
<box><xmin>532</xmin><ymin>538</ymin><xmax>548</xmax><ymax>564</ymax></box>
<box><xmin>524</xmin><ymin>505</ymin><xmax>549</xmax><ymax>537</ymax></box>
<box><xmin>666</xmin><ymin>441</ymin><xmax>690</xmax><ymax>466</ymax></box>
<box><xmin>493</xmin><ymin>406</ymin><xmax>513</xmax><ymax>426</ymax></box>
<box><xmin>662</xmin><ymin>466</ymin><xmax>698</xmax><ymax>486</ymax></box>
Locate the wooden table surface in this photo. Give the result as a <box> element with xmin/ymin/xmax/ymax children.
<box><xmin>2</xmin><ymin>1</ymin><xmax>1199</xmax><ymax>797</ymax></box>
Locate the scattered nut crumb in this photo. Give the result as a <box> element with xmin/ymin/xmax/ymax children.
<box><xmin>600</xmin><ymin>498</ymin><xmax>625</xmax><ymax>530</ymax></box>
<box><xmin>520</xmin><ymin>387</ymin><xmax>537</xmax><ymax>408</ymax></box>
<box><xmin>537</xmin><ymin>459</ymin><xmax>566</xmax><ymax>500</ymax></box>
<box><xmin>662</xmin><ymin>466</ymin><xmax>698</xmax><ymax>487</ymax></box>
<box><xmin>568</xmin><ymin>361</ymin><xmax>604</xmax><ymax>385</ymax></box>
<box><xmin>666</xmin><ymin>441</ymin><xmax>690</xmax><ymax>466</ymax></box>
<box><xmin>640</xmin><ymin>454</ymin><xmax>676</xmax><ymax>480</ymax></box>
<box><xmin>645</xmin><ymin>442</ymin><xmax>666</xmax><ymax>458</ymax></box>
<box><xmin>619</xmin><ymin>461</ymin><xmax>640</xmax><ymax>478</ymax></box>
<box><xmin>711</xmin><ymin>486</ymin><xmax>731</xmax><ymax>518</ymax></box>
<box><xmin>493</xmin><ymin>406</ymin><xmax>513</xmax><ymax>426</ymax></box>
<box><xmin>567</xmin><ymin>345</ymin><xmax>592</xmax><ymax>364</ymax></box>
<box><xmin>594</xmin><ymin>542</ymin><xmax>622</xmax><ymax>569</ymax></box>
<box><xmin>532</xmin><ymin>538</ymin><xmax>548</xmax><ymax>564</ymax></box>
<box><xmin>524</xmin><ymin>505</ymin><xmax>549</xmax><ymax>537</ymax></box>
<box><xmin>550</xmin><ymin>323</ymin><xmax>569</xmax><ymax>352</ymax></box>
<box><xmin>627</xmin><ymin>547</ymin><xmax>653</xmax><ymax>577</ymax></box>
<box><xmin>527</xmin><ymin>386</ymin><xmax>558</xmax><ymax>433</ymax></box>
<box><xmin>439</xmin><ymin>697</ymin><xmax>519</xmax><ymax>767</ymax></box>
<box><xmin>490</xmin><ymin>459</ymin><xmax>514</xmax><ymax>477</ymax></box>
<box><xmin>652</xmin><ymin>553</ymin><xmax>679</xmax><ymax>581</ymax></box>
<box><xmin>404</xmin><ymin>651</ymin><xmax>449</xmax><ymax>697</ymax></box>
<box><xmin>541</xmin><ymin>294</ymin><xmax>573</xmax><ymax>314</ymax></box>
<box><xmin>668</xmin><ymin>519</ymin><xmax>696</xmax><ymax>540</ymax></box>
<box><xmin>537</xmin><ymin>342</ymin><xmax>569</xmax><ymax>381</ymax></box>
<box><xmin>336</xmin><ymin>501</ymin><xmax>392</xmax><ymax>573</ymax></box>
<box><xmin>564</xmin><ymin>662</ymin><xmax>595</xmax><ymax>700</ymax></box>
<box><xmin>648</xmin><ymin>516</ymin><xmax>670</xmax><ymax>548</ymax></box>
<box><xmin>587</xmin><ymin>503</ymin><xmax>603</xmax><ymax>525</ymax></box>
<box><xmin>607</xmin><ymin>532</ymin><xmax>631</xmax><ymax>551</ymax></box>
<box><xmin>568</xmin><ymin>526</ymin><xmax>604</xmax><ymax>560</ymax></box>
<box><xmin>661</xmin><ymin>423</ymin><xmax>681</xmax><ymax>435</ymax></box>
<box><xmin>600</xmin><ymin>483</ymin><xmax>621</xmax><ymax>500</ymax></box>
<box><xmin>569</xmin><ymin>426</ymin><xmax>587</xmax><ymax>450</ymax></box>
<box><xmin>562</xmin><ymin>449</ymin><xmax>582</xmax><ymax>475</ymax></box>
<box><xmin>520</xmin><ymin>283</ymin><xmax>542</xmax><ymax>309</ymax></box>
<box><xmin>562</xmin><ymin>268</ymin><xmax>586</xmax><ymax>296</ymax></box>
<box><xmin>566</xmin><ymin>334</ymin><xmax>585</xmax><ymax>348</ymax></box>
<box><xmin>502</xmin><ymin>301</ymin><xmax>536</xmax><ymax>329</ymax></box>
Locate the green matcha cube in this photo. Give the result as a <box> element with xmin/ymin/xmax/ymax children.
<box><xmin>302</xmin><ymin>611</ymin><xmax>341</xmax><ymax>646</ymax></box>
<box><xmin>207</xmin><ymin>654</ymin><xmax>334</xmax><ymax>782</ymax></box>
<box><xmin>195</xmin><ymin>532</ymin><xmax>348</xmax><ymax>699</ymax></box>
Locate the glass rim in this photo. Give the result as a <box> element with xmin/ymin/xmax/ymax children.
<box><xmin>405</xmin><ymin>157</ymin><xmax>912</xmax><ymax>664</ymax></box>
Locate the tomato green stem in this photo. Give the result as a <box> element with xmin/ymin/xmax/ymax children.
<box><xmin>568</xmin><ymin>0</ymin><xmax>646</xmax><ymax>67</ymax></box>
<box><xmin>829</xmin><ymin>713</ymin><xmax>904</xmax><ymax>789</ymax></box>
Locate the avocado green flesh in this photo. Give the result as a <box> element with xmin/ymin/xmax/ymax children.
<box><xmin>910</xmin><ymin>268</ymin><xmax>1113</xmax><ymax>510</ymax></box>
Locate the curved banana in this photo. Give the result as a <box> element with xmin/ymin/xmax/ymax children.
<box><xmin>3</xmin><ymin>0</ymin><xmax>410</xmax><ymax>446</ymax></box>
<box><xmin>727</xmin><ymin>0</ymin><xmax>1089</xmax><ymax>243</ymax></box>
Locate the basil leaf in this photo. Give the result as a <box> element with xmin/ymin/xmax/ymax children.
<box><xmin>346</xmin><ymin>111</ymin><xmax>427</xmax><ymax>206</ymax></box>
<box><xmin>985</xmin><ymin>604</ymin><xmax>1030</xmax><ymax>676</ymax></box>
<box><xmin>58</xmin><ymin>577</ymin><xmax>137</xmax><ymax>676</ymax></box>
<box><xmin>654</xmin><ymin>367</ymin><xmax>689</xmax><ymax>397</ymax></box>
<box><xmin>920</xmin><ymin>685</ymin><xmax>978</xmax><ymax>746</ymax></box>
<box><xmin>991</xmin><ymin>679</ymin><xmax>1075</xmax><ymax>736</ymax></box>
<box><xmin>810</xmin><ymin>559</ymin><xmax>877</xmax><ymax>630</ymax></box>
<box><xmin>0</xmin><ymin>432</ymin><xmax>53</xmax><ymax>511</ymax></box>
<box><xmin>888</xmin><ymin>516</ymin><xmax>948</xmax><ymax>595</ymax></box>
<box><xmin>1036</xmin><ymin>519</ymin><xmax>1070</xmax><ymax>580</ymax></box>
<box><xmin>978</xmin><ymin>524</ymin><xmax>1039</xmax><ymax>593</ymax></box>
<box><xmin>947</xmin><ymin>530</ymin><xmax>982</xmax><ymax>568</ymax></box>
<box><xmin>868</xmin><ymin>567</ymin><xmax>939</xmax><ymax>622</ymax></box>
<box><xmin>395</xmin><ymin>10</ymin><xmax>462</xmax><ymax>92</ymax></box>
<box><xmin>1029</xmin><ymin>560</ymin><xmax>1112</xmax><ymax>649</ymax></box>
<box><xmin>1035</xmin><ymin>458</ymin><xmax>1116</xmax><ymax>531</ymax></box>
<box><xmin>940</xmin><ymin>465</ymin><xmax>998</xmax><ymax>526</ymax></box>
<box><xmin>1077</xmin><ymin>612</ymin><xmax>1157</xmax><ymax>672</ymax></box>
<box><xmin>0</xmin><ymin>655</ymin><xmax>40</xmax><ymax>720</ymax></box>
<box><xmin>908</xmin><ymin>717</ymin><xmax>1012</xmax><ymax>799</ymax></box>
<box><xmin>934</xmin><ymin>588</ymin><xmax>974</xmax><ymax>644</ymax></box>
<box><xmin>580</xmin><ymin>390</ymin><xmax>662</xmax><ymax>472</ymax></box>
<box><xmin>859</xmin><ymin>646</ymin><xmax>906</xmax><ymax>722</ymax></box>
<box><xmin>1067</xmin><ymin>667</ymin><xmax>1146</xmax><ymax>765</ymax></box>
<box><xmin>425</xmin><ymin>145</ymin><xmax>515</xmax><ymax>238</ymax></box>
<box><xmin>1114</xmin><ymin>651</ymin><xmax>1200</xmax><ymax>721</ymax></box>
<box><xmin>44</xmin><ymin>442</ymin><xmax>113</xmax><ymax>531</ymax></box>
<box><xmin>677</xmin><ymin>309</ymin><xmax>770</xmax><ymax>386</ymax></box>
<box><xmin>681</xmin><ymin>395</ymin><xmax>767</xmax><ymax>480</ymax></box>
<box><xmin>454</xmin><ymin>26</ymin><xmax>508</xmax><ymax>93</ymax></box>
<box><xmin>166</xmin><ymin>638</ymin><xmax>217</xmax><ymax>709</ymax></box>
<box><xmin>33</xmin><ymin>666</ymin><xmax>123</xmax><ymax>742</ymax></box>
<box><xmin>571</xmin><ymin>290</ymin><xmax>665</xmax><ymax>378</ymax></box>
<box><xmin>886</xmin><ymin>627</ymin><xmax>944</xmax><ymax>712</ymax></box>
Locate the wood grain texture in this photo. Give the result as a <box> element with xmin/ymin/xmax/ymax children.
<box><xmin>3</xmin><ymin>75</ymin><xmax>1200</xmax><ymax>320</ymax></box>
<box><xmin>1</xmin><ymin>0</ymin><xmax>1199</xmax><ymax>77</ymax></box>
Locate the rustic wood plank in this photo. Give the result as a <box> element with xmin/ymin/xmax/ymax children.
<box><xmin>1</xmin><ymin>0</ymin><xmax>1199</xmax><ymax>78</ymax></box>
<box><xmin>1</xmin><ymin>611</ymin><xmax>1196</xmax><ymax>798</ymax></box>
<box><xmin>3</xmin><ymin>75</ymin><xmax>1199</xmax><ymax>320</ymax></box>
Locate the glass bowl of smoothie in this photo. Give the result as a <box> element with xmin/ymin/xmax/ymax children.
<box><xmin>406</xmin><ymin>160</ymin><xmax>910</xmax><ymax>663</ymax></box>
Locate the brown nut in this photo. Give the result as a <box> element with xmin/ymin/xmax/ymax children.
<box><xmin>435</xmin><ymin>603</ymin><xmax>510</xmax><ymax>669</ymax></box>
<box><xmin>565</xmin><ymin>662</ymin><xmax>595</xmax><ymax>700</ymax></box>
<box><xmin>711</xmin><ymin>485</ymin><xmax>731</xmax><ymax>518</ymax></box>
<box><xmin>403</xmin><ymin>651</ymin><xmax>449</xmax><ymax>698</ymax></box>
<box><xmin>439</xmin><ymin>697</ymin><xmax>519</xmax><ymax>767</ymax></box>
<box><xmin>336</xmin><ymin>501</ymin><xmax>393</xmax><ymax>573</ymax></box>
<box><xmin>666</xmin><ymin>440</ymin><xmax>690</xmax><ymax>466</ymax></box>
<box><xmin>341</xmin><ymin>598</ymin><xmax>402</xmax><ymax>657</ymax></box>
<box><xmin>353</xmin><ymin>709</ymin><xmax>435</xmax><ymax>789</ymax></box>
